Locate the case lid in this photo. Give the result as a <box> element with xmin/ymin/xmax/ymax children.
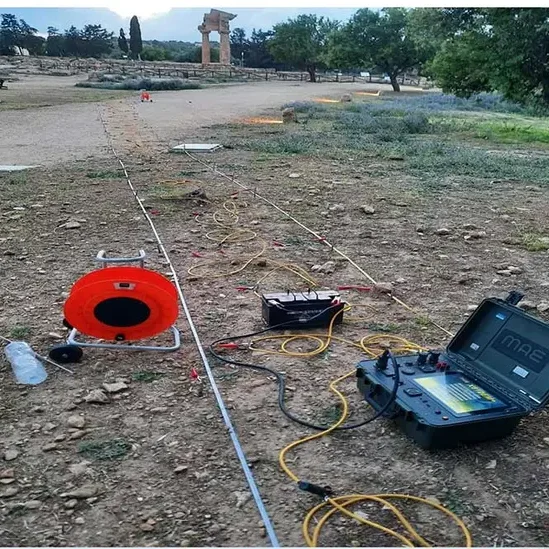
<box><xmin>447</xmin><ymin>297</ymin><xmax>549</xmax><ymax>409</ymax></box>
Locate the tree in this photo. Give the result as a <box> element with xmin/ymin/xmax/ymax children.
<box><xmin>63</xmin><ymin>26</ymin><xmax>82</xmax><ymax>56</ymax></box>
<box><xmin>327</xmin><ymin>8</ymin><xmax>423</xmax><ymax>92</ymax></box>
<box><xmin>60</xmin><ymin>24</ymin><xmax>113</xmax><ymax>58</ymax></box>
<box><xmin>46</xmin><ymin>26</ymin><xmax>65</xmax><ymax>56</ymax></box>
<box><xmin>80</xmin><ymin>24</ymin><xmax>114</xmax><ymax>57</ymax></box>
<box><xmin>0</xmin><ymin>14</ymin><xmax>43</xmax><ymax>55</ymax></box>
<box><xmin>413</xmin><ymin>8</ymin><xmax>549</xmax><ymax>107</ymax></box>
<box><xmin>129</xmin><ymin>15</ymin><xmax>142</xmax><ymax>60</ymax></box>
<box><xmin>230</xmin><ymin>27</ymin><xmax>247</xmax><ymax>65</ymax></box>
<box><xmin>118</xmin><ymin>28</ymin><xmax>128</xmax><ymax>55</ymax></box>
<box><xmin>247</xmin><ymin>29</ymin><xmax>279</xmax><ymax>69</ymax></box>
<box><xmin>0</xmin><ymin>14</ymin><xmax>20</xmax><ymax>54</ymax></box>
<box><xmin>269</xmin><ymin>14</ymin><xmax>338</xmax><ymax>82</ymax></box>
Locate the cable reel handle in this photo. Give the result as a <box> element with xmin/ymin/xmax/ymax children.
<box><xmin>96</xmin><ymin>249</ymin><xmax>146</xmax><ymax>268</ymax></box>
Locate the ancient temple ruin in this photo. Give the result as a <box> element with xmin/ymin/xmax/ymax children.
<box><xmin>198</xmin><ymin>9</ymin><xmax>237</xmax><ymax>65</ymax></box>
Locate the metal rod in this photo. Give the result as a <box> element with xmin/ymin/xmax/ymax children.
<box><xmin>97</xmin><ymin>107</ymin><xmax>280</xmax><ymax>548</ymax></box>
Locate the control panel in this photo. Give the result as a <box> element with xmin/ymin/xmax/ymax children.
<box><xmin>357</xmin><ymin>351</ymin><xmax>524</xmax><ymax>428</ymax></box>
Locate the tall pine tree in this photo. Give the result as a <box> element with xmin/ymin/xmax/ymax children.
<box><xmin>129</xmin><ymin>16</ymin><xmax>142</xmax><ymax>60</ymax></box>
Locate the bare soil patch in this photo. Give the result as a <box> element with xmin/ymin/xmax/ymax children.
<box><xmin>2</xmin><ymin>92</ymin><xmax>549</xmax><ymax>547</ymax></box>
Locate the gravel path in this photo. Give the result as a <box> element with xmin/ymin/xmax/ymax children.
<box><xmin>0</xmin><ymin>78</ymin><xmax>400</xmax><ymax>166</ymax></box>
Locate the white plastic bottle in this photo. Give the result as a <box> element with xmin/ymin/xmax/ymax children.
<box><xmin>4</xmin><ymin>341</ymin><xmax>48</xmax><ymax>385</ymax></box>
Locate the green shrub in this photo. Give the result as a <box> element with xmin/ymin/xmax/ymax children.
<box><xmin>76</xmin><ymin>77</ymin><xmax>202</xmax><ymax>91</ymax></box>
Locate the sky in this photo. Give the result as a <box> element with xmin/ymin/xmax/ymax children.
<box><xmin>0</xmin><ymin>7</ymin><xmax>360</xmax><ymax>41</ymax></box>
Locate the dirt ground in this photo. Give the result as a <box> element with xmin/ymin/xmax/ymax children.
<box><xmin>2</xmin><ymin>76</ymin><xmax>549</xmax><ymax>548</ymax></box>
<box><xmin>0</xmin><ymin>74</ymin><xmax>417</xmax><ymax>166</ymax></box>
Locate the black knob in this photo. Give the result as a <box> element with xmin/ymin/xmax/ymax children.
<box><xmin>416</xmin><ymin>352</ymin><xmax>427</xmax><ymax>366</ymax></box>
<box><xmin>376</xmin><ymin>349</ymin><xmax>390</xmax><ymax>370</ymax></box>
<box><xmin>428</xmin><ymin>351</ymin><xmax>441</xmax><ymax>364</ymax></box>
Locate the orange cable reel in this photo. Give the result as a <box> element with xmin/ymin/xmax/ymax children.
<box><xmin>63</xmin><ymin>266</ymin><xmax>178</xmax><ymax>342</ymax></box>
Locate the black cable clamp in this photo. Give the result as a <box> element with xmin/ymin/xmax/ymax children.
<box><xmin>298</xmin><ymin>480</ymin><xmax>334</xmax><ymax>499</ymax></box>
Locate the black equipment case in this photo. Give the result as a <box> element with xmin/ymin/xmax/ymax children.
<box><xmin>356</xmin><ymin>293</ymin><xmax>549</xmax><ymax>449</ymax></box>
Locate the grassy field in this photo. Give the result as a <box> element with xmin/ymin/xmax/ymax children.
<box><xmin>227</xmin><ymin>92</ymin><xmax>549</xmax><ymax>195</ymax></box>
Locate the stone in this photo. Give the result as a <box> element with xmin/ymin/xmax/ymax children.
<box><xmin>42</xmin><ymin>443</ymin><xmax>58</xmax><ymax>452</ymax></box>
<box><xmin>61</xmin><ymin>485</ymin><xmax>101</xmax><ymax>499</ymax></box>
<box><xmin>234</xmin><ymin>491</ymin><xmax>252</xmax><ymax>509</ymax></box>
<box><xmin>507</xmin><ymin>266</ymin><xmax>522</xmax><ymax>275</ymax></box>
<box><xmin>69</xmin><ymin>461</ymin><xmax>91</xmax><ymax>476</ymax></box>
<box><xmin>68</xmin><ymin>430</ymin><xmax>89</xmax><ymax>440</ymax></box>
<box><xmin>24</xmin><ymin>500</ymin><xmax>42</xmax><ymax>510</ymax></box>
<box><xmin>140</xmin><ymin>519</ymin><xmax>156</xmax><ymax>531</ymax></box>
<box><xmin>174</xmin><ymin>465</ymin><xmax>188</xmax><ymax>474</ymax></box>
<box><xmin>395</xmin><ymin>277</ymin><xmax>406</xmax><ymax>284</ymax></box>
<box><xmin>360</xmin><ymin>205</ymin><xmax>375</xmax><ymax>215</ymax></box>
<box><xmin>486</xmin><ymin>460</ymin><xmax>497</xmax><ymax>470</ymax></box>
<box><xmin>319</xmin><ymin>261</ymin><xmax>336</xmax><ymax>274</ymax></box>
<box><xmin>538</xmin><ymin>302</ymin><xmax>549</xmax><ymax>313</ymax></box>
<box><xmin>151</xmin><ymin>406</ymin><xmax>168</xmax><ymax>414</ymax></box>
<box><xmin>436</xmin><ymin>228</ymin><xmax>451</xmax><ymax>236</ymax></box>
<box><xmin>48</xmin><ymin>332</ymin><xmax>64</xmax><ymax>340</ymax></box>
<box><xmin>340</xmin><ymin>93</ymin><xmax>352</xmax><ymax>102</ymax></box>
<box><xmin>67</xmin><ymin>415</ymin><xmax>86</xmax><ymax>429</ymax></box>
<box><xmin>3</xmin><ymin>450</ymin><xmax>18</xmax><ymax>462</ymax></box>
<box><xmin>288</xmin><ymin>173</ymin><xmax>301</xmax><ymax>179</ymax></box>
<box><xmin>518</xmin><ymin>300</ymin><xmax>537</xmax><ymax>311</ymax></box>
<box><xmin>329</xmin><ymin>204</ymin><xmax>345</xmax><ymax>213</ymax></box>
<box><xmin>0</xmin><ymin>469</ymin><xmax>14</xmax><ymax>479</ymax></box>
<box><xmin>102</xmin><ymin>381</ymin><xmax>128</xmax><ymax>394</ymax></box>
<box><xmin>1</xmin><ymin>486</ymin><xmax>19</xmax><ymax>498</ymax></box>
<box><xmin>282</xmin><ymin>108</ymin><xmax>296</xmax><ymax>124</ymax></box>
<box><xmin>64</xmin><ymin>499</ymin><xmax>78</xmax><ymax>508</ymax></box>
<box><xmin>84</xmin><ymin>389</ymin><xmax>109</xmax><ymax>404</ymax></box>
<box><xmin>63</xmin><ymin>221</ymin><xmax>81</xmax><ymax>229</ymax></box>
<box><xmin>467</xmin><ymin>305</ymin><xmax>477</xmax><ymax>312</ymax></box>
<box><xmin>374</xmin><ymin>282</ymin><xmax>393</xmax><ymax>294</ymax></box>
<box><xmin>496</xmin><ymin>270</ymin><xmax>512</xmax><ymax>277</ymax></box>
<box><xmin>466</xmin><ymin>230</ymin><xmax>486</xmax><ymax>239</ymax></box>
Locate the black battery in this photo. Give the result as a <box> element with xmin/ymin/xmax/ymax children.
<box><xmin>261</xmin><ymin>290</ymin><xmax>345</xmax><ymax>329</ymax></box>
<box><xmin>356</xmin><ymin>294</ymin><xmax>549</xmax><ymax>449</ymax></box>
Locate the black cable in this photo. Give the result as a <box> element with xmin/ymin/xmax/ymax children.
<box><xmin>208</xmin><ymin>310</ymin><xmax>402</xmax><ymax>431</ymax></box>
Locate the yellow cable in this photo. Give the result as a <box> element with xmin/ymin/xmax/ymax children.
<box><xmin>191</xmin><ymin>193</ymin><xmax>471</xmax><ymax>547</ymax></box>
<box><xmin>266</xmin><ymin>309</ymin><xmax>472</xmax><ymax>547</ymax></box>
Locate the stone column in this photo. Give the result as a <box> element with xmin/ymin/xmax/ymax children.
<box><xmin>219</xmin><ymin>31</ymin><xmax>230</xmax><ymax>65</ymax></box>
<box><xmin>200</xmin><ymin>29</ymin><xmax>211</xmax><ymax>64</ymax></box>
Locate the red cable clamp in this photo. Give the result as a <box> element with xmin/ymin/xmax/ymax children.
<box><xmin>216</xmin><ymin>342</ymin><xmax>247</xmax><ymax>350</ymax></box>
<box><xmin>338</xmin><ymin>285</ymin><xmax>372</xmax><ymax>292</ymax></box>
<box><xmin>317</xmin><ymin>236</ymin><xmax>326</xmax><ymax>242</ymax></box>
<box><xmin>235</xmin><ymin>286</ymin><xmax>252</xmax><ymax>291</ymax></box>
<box><xmin>273</xmin><ymin>240</ymin><xmax>285</xmax><ymax>248</ymax></box>
<box><xmin>190</xmin><ymin>367</ymin><xmax>200</xmax><ymax>380</ymax></box>
<box><xmin>150</xmin><ymin>209</ymin><xmax>160</xmax><ymax>216</ymax></box>
<box><xmin>191</xmin><ymin>251</ymin><xmax>203</xmax><ymax>258</ymax></box>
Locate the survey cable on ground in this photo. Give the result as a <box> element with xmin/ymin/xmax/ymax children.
<box><xmin>97</xmin><ymin>107</ymin><xmax>281</xmax><ymax>548</ymax></box>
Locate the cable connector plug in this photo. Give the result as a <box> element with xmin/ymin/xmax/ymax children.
<box><xmin>375</xmin><ymin>349</ymin><xmax>390</xmax><ymax>371</ymax></box>
<box><xmin>297</xmin><ymin>481</ymin><xmax>334</xmax><ymax>499</ymax></box>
